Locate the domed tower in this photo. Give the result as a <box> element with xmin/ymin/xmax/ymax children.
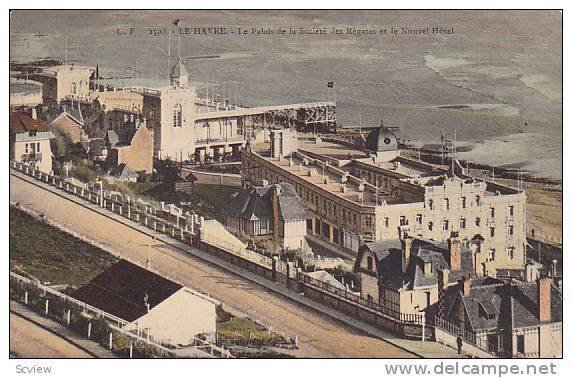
<box><xmin>169</xmin><ymin>57</ymin><xmax>188</xmax><ymax>88</ymax></box>
<box><xmin>364</xmin><ymin>123</ymin><xmax>399</xmax><ymax>162</ymax></box>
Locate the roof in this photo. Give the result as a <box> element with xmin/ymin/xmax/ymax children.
<box><xmin>72</xmin><ymin>260</ymin><xmax>183</xmax><ymax>322</ymax></box>
<box><xmin>10</xmin><ymin>111</ymin><xmax>49</xmax><ymax>133</ymax></box>
<box><xmin>170</xmin><ymin>57</ymin><xmax>188</xmax><ymax>79</ymax></box>
<box><xmin>355</xmin><ymin>236</ymin><xmax>474</xmax><ymax>290</ymax></box>
<box><xmin>306</xmin><ymin>270</ymin><xmax>348</xmax><ymax>291</ymax></box>
<box><xmin>114</xmin><ymin>164</ymin><xmax>139</xmax><ymax>180</ymax></box>
<box><xmin>364</xmin><ymin>126</ymin><xmax>399</xmax><ymax>153</ymax></box>
<box><xmin>226</xmin><ymin>183</ymin><xmax>309</xmax><ymax>223</ymax></box>
<box><xmin>444</xmin><ymin>279</ymin><xmax>563</xmax><ymax>331</ymax></box>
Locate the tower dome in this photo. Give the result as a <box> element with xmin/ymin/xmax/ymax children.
<box><xmin>169</xmin><ymin>57</ymin><xmax>188</xmax><ymax>87</ymax></box>
<box><xmin>364</xmin><ymin>125</ymin><xmax>399</xmax><ymax>153</ymax></box>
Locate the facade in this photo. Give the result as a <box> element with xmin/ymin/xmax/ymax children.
<box><xmin>354</xmin><ymin>232</ymin><xmax>474</xmax><ymax>317</ymax></box>
<box><xmin>48</xmin><ymin>108</ymin><xmax>85</xmax><ymax>144</ymax></box>
<box><xmin>442</xmin><ymin>276</ymin><xmax>562</xmax><ymax>358</ymax></box>
<box><xmin>141</xmin><ymin>58</ymin><xmax>244</xmax><ymax>162</ymax></box>
<box><xmin>38</xmin><ymin>65</ymin><xmax>94</xmax><ymax>105</ymax></box>
<box><xmin>241</xmin><ymin>127</ymin><xmax>527</xmax><ymax>275</ymax></box>
<box><xmin>107</xmin><ymin>120</ymin><xmax>154</xmax><ymax>175</ymax></box>
<box><xmin>10</xmin><ymin>110</ymin><xmax>54</xmax><ymax>174</ymax></box>
<box><xmin>72</xmin><ymin>260</ymin><xmax>217</xmax><ymax>345</ymax></box>
<box><xmin>225</xmin><ymin>182</ymin><xmax>310</xmax><ymax>250</ymax></box>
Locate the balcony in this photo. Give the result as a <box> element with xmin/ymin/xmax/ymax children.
<box><xmin>20</xmin><ymin>153</ymin><xmax>42</xmax><ymax>162</ymax></box>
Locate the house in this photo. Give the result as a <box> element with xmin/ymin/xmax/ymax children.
<box><xmin>106</xmin><ymin>119</ymin><xmax>153</xmax><ymax>176</ymax></box>
<box><xmin>354</xmin><ymin>231</ymin><xmax>474</xmax><ymax>317</ymax></box>
<box><xmin>72</xmin><ymin>259</ymin><xmax>218</xmax><ymax>345</ymax></box>
<box><xmin>225</xmin><ymin>182</ymin><xmax>310</xmax><ymax>250</ymax></box>
<box><xmin>48</xmin><ymin>106</ymin><xmax>86</xmax><ymax>144</ymax></box>
<box><xmin>10</xmin><ymin>110</ymin><xmax>54</xmax><ymax>173</ymax></box>
<box><xmin>440</xmin><ymin>276</ymin><xmax>562</xmax><ymax>358</ymax></box>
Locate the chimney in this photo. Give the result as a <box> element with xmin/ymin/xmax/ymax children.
<box><xmin>401</xmin><ymin>236</ymin><xmax>412</xmax><ymax>274</ymax></box>
<box><xmin>272</xmin><ymin>185</ymin><xmax>280</xmax><ymax>243</ymax></box>
<box><xmin>458</xmin><ymin>276</ymin><xmax>470</xmax><ymax>296</ymax></box>
<box><xmin>31</xmin><ymin>108</ymin><xmax>37</xmax><ymax>120</ymax></box>
<box><xmin>448</xmin><ymin>232</ymin><xmax>461</xmax><ymax>271</ymax></box>
<box><xmin>538</xmin><ymin>277</ymin><xmax>552</xmax><ymax>322</ymax></box>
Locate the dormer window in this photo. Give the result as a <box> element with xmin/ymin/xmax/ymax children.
<box><xmin>424</xmin><ymin>261</ymin><xmax>432</xmax><ymax>275</ymax></box>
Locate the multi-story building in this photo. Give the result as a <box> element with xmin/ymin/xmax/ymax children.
<box><xmin>36</xmin><ymin>65</ymin><xmax>94</xmax><ymax>106</ymax></box>
<box><xmin>240</xmin><ymin>127</ymin><xmax>527</xmax><ymax>276</ymax></box>
<box><xmin>10</xmin><ymin>110</ymin><xmax>54</xmax><ymax>174</ymax></box>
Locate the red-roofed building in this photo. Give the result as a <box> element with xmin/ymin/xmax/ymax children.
<box><xmin>10</xmin><ymin>110</ymin><xmax>54</xmax><ymax>173</ymax></box>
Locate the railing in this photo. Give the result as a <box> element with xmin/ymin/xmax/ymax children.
<box><xmin>10</xmin><ymin>271</ymin><xmax>232</xmax><ymax>358</ymax></box>
<box><xmin>299</xmin><ymin>273</ymin><xmax>425</xmax><ymax>325</ymax></box>
<box><xmin>21</xmin><ymin>153</ymin><xmax>42</xmax><ymax>162</ymax></box>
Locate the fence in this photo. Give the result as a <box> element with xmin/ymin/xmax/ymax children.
<box><xmin>299</xmin><ymin>273</ymin><xmax>425</xmax><ymax>325</ymax></box>
<box><xmin>10</xmin><ymin>271</ymin><xmax>232</xmax><ymax>358</ymax></box>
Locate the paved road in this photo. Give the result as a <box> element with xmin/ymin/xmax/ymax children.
<box><xmin>10</xmin><ymin>313</ymin><xmax>91</xmax><ymax>358</ymax></box>
<box><xmin>10</xmin><ymin>174</ymin><xmax>418</xmax><ymax>358</ymax></box>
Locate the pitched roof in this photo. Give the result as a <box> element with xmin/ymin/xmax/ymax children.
<box><xmin>226</xmin><ymin>183</ymin><xmax>309</xmax><ymax>222</ymax></box>
<box><xmin>10</xmin><ymin>111</ymin><xmax>49</xmax><ymax>133</ymax></box>
<box><xmin>356</xmin><ymin>237</ymin><xmax>474</xmax><ymax>290</ymax></box>
<box><xmin>114</xmin><ymin>164</ymin><xmax>139</xmax><ymax>180</ymax></box>
<box><xmin>72</xmin><ymin>260</ymin><xmax>183</xmax><ymax>322</ymax></box>
<box><xmin>444</xmin><ymin>279</ymin><xmax>563</xmax><ymax>331</ymax></box>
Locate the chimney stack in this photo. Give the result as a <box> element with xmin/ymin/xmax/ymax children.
<box><xmin>31</xmin><ymin>108</ymin><xmax>37</xmax><ymax>120</ymax></box>
<box><xmin>458</xmin><ymin>276</ymin><xmax>470</xmax><ymax>296</ymax></box>
<box><xmin>401</xmin><ymin>236</ymin><xmax>412</xmax><ymax>274</ymax></box>
<box><xmin>538</xmin><ymin>277</ymin><xmax>552</xmax><ymax>322</ymax></box>
<box><xmin>448</xmin><ymin>232</ymin><xmax>461</xmax><ymax>271</ymax></box>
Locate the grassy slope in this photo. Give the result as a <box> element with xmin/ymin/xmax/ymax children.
<box><xmin>9</xmin><ymin>207</ymin><xmax>117</xmax><ymax>286</ymax></box>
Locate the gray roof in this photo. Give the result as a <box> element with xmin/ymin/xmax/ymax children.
<box><xmin>226</xmin><ymin>183</ymin><xmax>309</xmax><ymax>223</ymax></box>
<box><xmin>114</xmin><ymin>164</ymin><xmax>139</xmax><ymax>180</ymax></box>
<box><xmin>364</xmin><ymin>126</ymin><xmax>399</xmax><ymax>153</ymax></box>
<box><xmin>444</xmin><ymin>279</ymin><xmax>563</xmax><ymax>331</ymax></box>
<box><xmin>356</xmin><ymin>237</ymin><xmax>474</xmax><ymax>290</ymax></box>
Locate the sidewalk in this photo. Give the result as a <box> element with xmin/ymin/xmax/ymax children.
<box><xmin>11</xmin><ymin>170</ymin><xmax>461</xmax><ymax>358</ymax></box>
<box><xmin>10</xmin><ymin>301</ymin><xmax>117</xmax><ymax>358</ymax></box>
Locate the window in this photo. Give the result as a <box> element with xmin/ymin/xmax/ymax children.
<box><xmin>461</xmin><ymin>197</ymin><xmax>467</xmax><ymax>209</ymax></box>
<box><xmin>173</xmin><ymin>104</ymin><xmax>182</xmax><ymax>127</ymax></box>
<box><xmin>416</xmin><ymin>214</ymin><xmax>423</xmax><ymax>225</ymax></box>
<box><xmin>507</xmin><ymin>247</ymin><xmax>515</xmax><ymax>260</ymax></box>
<box><xmin>71</xmin><ymin>82</ymin><xmax>77</xmax><ymax>95</ymax></box>
<box><xmin>399</xmin><ymin>216</ymin><xmax>407</xmax><ymax>226</ymax></box>
<box><xmin>383</xmin><ymin>217</ymin><xmax>389</xmax><ymax>228</ymax></box>
<box><xmin>490</xmin><ymin>227</ymin><xmax>495</xmax><ymax>237</ymax></box>
<box><xmin>475</xmin><ymin>195</ymin><xmax>481</xmax><ymax>206</ymax></box>
<box><xmin>443</xmin><ymin>220</ymin><xmax>449</xmax><ymax>231</ymax></box>
<box><xmin>487</xmin><ymin>249</ymin><xmax>495</xmax><ymax>262</ymax></box>
<box><xmin>475</xmin><ymin>217</ymin><xmax>481</xmax><ymax>227</ymax></box>
<box><xmin>366</xmin><ymin>216</ymin><xmax>373</xmax><ymax>227</ymax></box>
<box><xmin>444</xmin><ymin>198</ymin><xmax>450</xmax><ymax>210</ymax></box>
<box><xmin>428</xmin><ymin>199</ymin><xmax>433</xmax><ymax>210</ymax></box>
<box><xmin>367</xmin><ymin>256</ymin><xmax>373</xmax><ymax>271</ymax></box>
<box><xmin>428</xmin><ymin>222</ymin><xmax>433</xmax><ymax>231</ymax></box>
<box><xmin>517</xmin><ymin>335</ymin><xmax>525</xmax><ymax>354</ymax></box>
<box><xmin>36</xmin><ymin>142</ymin><xmax>40</xmax><ymax>152</ymax></box>
<box><xmin>460</xmin><ymin>218</ymin><xmax>466</xmax><ymax>229</ymax></box>
<box><xmin>508</xmin><ymin>205</ymin><xmax>514</xmax><ymax>217</ymax></box>
<box><xmin>25</xmin><ymin>143</ymin><xmax>29</xmax><ymax>154</ymax></box>
<box><xmin>508</xmin><ymin>225</ymin><xmax>514</xmax><ymax>236</ymax></box>
<box><xmin>489</xmin><ymin>207</ymin><xmax>495</xmax><ymax>218</ymax></box>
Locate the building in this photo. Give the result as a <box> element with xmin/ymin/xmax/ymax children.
<box><xmin>112</xmin><ymin>163</ymin><xmax>139</xmax><ymax>182</ymax></box>
<box><xmin>10</xmin><ymin>110</ymin><xmax>54</xmax><ymax>173</ymax></box>
<box><xmin>37</xmin><ymin>65</ymin><xmax>94</xmax><ymax>105</ymax></box>
<box><xmin>106</xmin><ymin>118</ymin><xmax>153</xmax><ymax>176</ymax></box>
<box><xmin>441</xmin><ymin>276</ymin><xmax>562</xmax><ymax>358</ymax></box>
<box><xmin>354</xmin><ymin>232</ymin><xmax>474</xmax><ymax>317</ymax></box>
<box><xmin>241</xmin><ymin>126</ymin><xmax>527</xmax><ymax>275</ymax></box>
<box><xmin>47</xmin><ymin>106</ymin><xmax>86</xmax><ymax>144</ymax></box>
<box><xmin>225</xmin><ymin>182</ymin><xmax>310</xmax><ymax>250</ymax></box>
<box><xmin>72</xmin><ymin>259</ymin><xmax>217</xmax><ymax>345</ymax></box>
<box><xmin>145</xmin><ymin>58</ymin><xmax>244</xmax><ymax>162</ymax></box>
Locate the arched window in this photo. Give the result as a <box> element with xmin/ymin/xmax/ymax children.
<box><xmin>173</xmin><ymin>104</ymin><xmax>182</xmax><ymax>127</ymax></box>
<box><xmin>71</xmin><ymin>82</ymin><xmax>77</xmax><ymax>95</ymax></box>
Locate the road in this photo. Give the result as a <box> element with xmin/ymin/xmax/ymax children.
<box><xmin>10</xmin><ymin>313</ymin><xmax>91</xmax><ymax>358</ymax></box>
<box><xmin>10</xmin><ymin>173</ymin><xmax>415</xmax><ymax>358</ymax></box>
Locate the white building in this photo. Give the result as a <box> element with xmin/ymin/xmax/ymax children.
<box><xmin>10</xmin><ymin>110</ymin><xmax>54</xmax><ymax>174</ymax></box>
<box><xmin>73</xmin><ymin>260</ymin><xmax>218</xmax><ymax>345</ymax></box>
<box><xmin>38</xmin><ymin>65</ymin><xmax>94</xmax><ymax>105</ymax></box>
